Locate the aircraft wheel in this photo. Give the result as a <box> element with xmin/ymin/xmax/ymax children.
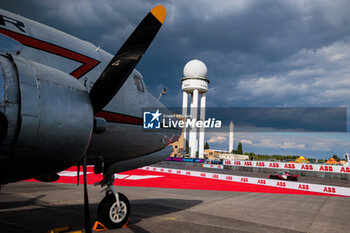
<box><xmin>97</xmin><ymin>193</ymin><xmax>130</xmax><ymax>229</ymax></box>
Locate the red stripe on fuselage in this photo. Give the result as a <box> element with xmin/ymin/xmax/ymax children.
<box><xmin>95</xmin><ymin>111</ymin><xmax>143</xmax><ymax>125</ymax></box>
<box><xmin>0</xmin><ymin>29</ymin><xmax>144</xmax><ymax>125</ymax></box>
<box><xmin>0</xmin><ymin>28</ymin><xmax>100</xmax><ymax>79</ymax></box>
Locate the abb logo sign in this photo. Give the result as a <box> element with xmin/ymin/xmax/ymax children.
<box><xmin>284</xmin><ymin>164</ymin><xmax>296</xmax><ymax>169</ymax></box>
<box><xmin>298</xmin><ymin>184</ymin><xmax>309</xmax><ymax>190</ymax></box>
<box><xmin>340</xmin><ymin>167</ymin><xmax>350</xmax><ymax>173</ymax></box>
<box><xmin>256</xmin><ymin>162</ymin><xmax>265</xmax><ymax>167</ymax></box>
<box><xmin>323</xmin><ymin>187</ymin><xmax>336</xmax><ymax>193</ymax></box>
<box><xmin>269</xmin><ymin>163</ymin><xmax>279</xmax><ymax>168</ymax></box>
<box><xmin>301</xmin><ymin>165</ymin><xmax>313</xmax><ymax>170</ymax></box>
<box><xmin>143</xmin><ymin>166</ymin><xmax>350</xmax><ymax>197</ymax></box>
<box><xmin>225</xmin><ymin>161</ymin><xmax>349</xmax><ymax>174</ymax></box>
<box><xmin>319</xmin><ymin>166</ymin><xmax>333</xmax><ymax>172</ymax></box>
<box><xmin>257</xmin><ymin>179</ymin><xmax>266</xmax><ymax>184</ymax></box>
<box><xmin>241</xmin><ymin>177</ymin><xmax>248</xmax><ymax>182</ymax></box>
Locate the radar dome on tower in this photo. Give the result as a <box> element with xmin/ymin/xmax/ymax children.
<box><xmin>181</xmin><ymin>59</ymin><xmax>209</xmax><ymax>159</ymax></box>
<box><xmin>183</xmin><ymin>59</ymin><xmax>207</xmax><ymax>77</ymax></box>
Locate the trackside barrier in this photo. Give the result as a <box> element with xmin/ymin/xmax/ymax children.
<box><xmin>202</xmin><ymin>164</ymin><xmax>223</xmax><ymax>169</ymax></box>
<box><xmin>166</xmin><ymin>157</ymin><xmax>205</xmax><ymax>163</ymax></box>
<box><xmin>224</xmin><ymin>160</ymin><xmax>350</xmax><ymax>174</ymax></box>
<box><xmin>140</xmin><ymin>166</ymin><xmax>350</xmax><ymax>197</ymax></box>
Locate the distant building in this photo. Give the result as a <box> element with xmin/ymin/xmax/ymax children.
<box><xmin>204</xmin><ymin>149</ymin><xmax>249</xmax><ymax>161</ymax></box>
<box><xmin>204</xmin><ymin>149</ymin><xmax>222</xmax><ymax>159</ymax></box>
<box><xmin>218</xmin><ymin>153</ymin><xmax>249</xmax><ymax>160</ymax></box>
<box><xmin>170</xmin><ymin>114</ymin><xmax>185</xmax><ymax>157</ymax></box>
<box><xmin>170</xmin><ymin>132</ymin><xmax>184</xmax><ymax>157</ymax></box>
<box><xmin>339</xmin><ymin>160</ymin><xmax>347</xmax><ymax>165</ymax></box>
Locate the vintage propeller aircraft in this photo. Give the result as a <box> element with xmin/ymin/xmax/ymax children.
<box><xmin>0</xmin><ymin>5</ymin><xmax>180</xmax><ymax>231</ymax></box>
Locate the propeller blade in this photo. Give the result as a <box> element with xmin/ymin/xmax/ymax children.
<box><xmin>89</xmin><ymin>5</ymin><xmax>166</xmax><ymax>113</ymax></box>
<box><xmin>83</xmin><ymin>154</ymin><xmax>92</xmax><ymax>233</ymax></box>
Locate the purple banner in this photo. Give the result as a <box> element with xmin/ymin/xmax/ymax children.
<box><xmin>166</xmin><ymin>157</ymin><xmax>205</xmax><ymax>163</ymax></box>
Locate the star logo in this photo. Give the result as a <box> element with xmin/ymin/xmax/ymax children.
<box><xmin>150</xmin><ymin>109</ymin><xmax>161</xmax><ymax>122</ymax></box>
<box><xmin>143</xmin><ymin>109</ymin><xmax>162</xmax><ymax>129</ymax></box>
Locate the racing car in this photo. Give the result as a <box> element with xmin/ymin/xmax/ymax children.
<box><xmin>268</xmin><ymin>171</ymin><xmax>299</xmax><ymax>181</ymax></box>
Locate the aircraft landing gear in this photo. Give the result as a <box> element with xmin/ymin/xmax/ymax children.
<box><xmin>95</xmin><ymin>175</ymin><xmax>130</xmax><ymax>229</ymax></box>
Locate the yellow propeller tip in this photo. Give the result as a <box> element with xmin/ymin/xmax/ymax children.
<box><xmin>151</xmin><ymin>5</ymin><xmax>166</xmax><ymax>24</ymax></box>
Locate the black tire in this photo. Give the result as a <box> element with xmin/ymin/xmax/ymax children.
<box><xmin>97</xmin><ymin>193</ymin><xmax>130</xmax><ymax>229</ymax></box>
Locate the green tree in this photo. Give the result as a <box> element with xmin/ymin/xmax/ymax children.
<box><xmin>332</xmin><ymin>154</ymin><xmax>341</xmax><ymax>162</ymax></box>
<box><xmin>204</xmin><ymin>142</ymin><xmax>210</xmax><ymax>150</ymax></box>
<box><xmin>236</xmin><ymin>142</ymin><xmax>243</xmax><ymax>154</ymax></box>
<box><xmin>185</xmin><ymin>139</ymin><xmax>189</xmax><ymax>155</ymax></box>
<box><xmin>309</xmin><ymin>158</ymin><xmax>316</xmax><ymax>164</ymax></box>
<box><xmin>240</xmin><ymin>152</ymin><xmax>327</xmax><ymax>163</ymax></box>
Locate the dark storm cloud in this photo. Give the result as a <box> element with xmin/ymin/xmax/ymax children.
<box><xmin>2</xmin><ymin>0</ymin><xmax>350</xmax><ymax>156</ymax></box>
<box><xmin>146</xmin><ymin>0</ymin><xmax>350</xmax><ymax>108</ymax></box>
<box><xmin>166</xmin><ymin>107</ymin><xmax>346</xmax><ymax>132</ymax></box>
<box><xmin>0</xmin><ymin>0</ymin><xmax>152</xmax><ymax>47</ymax></box>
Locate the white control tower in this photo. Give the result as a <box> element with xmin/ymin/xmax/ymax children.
<box><xmin>181</xmin><ymin>59</ymin><xmax>209</xmax><ymax>158</ymax></box>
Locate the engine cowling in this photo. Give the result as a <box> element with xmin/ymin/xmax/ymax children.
<box><xmin>0</xmin><ymin>54</ymin><xmax>93</xmax><ymax>184</ymax></box>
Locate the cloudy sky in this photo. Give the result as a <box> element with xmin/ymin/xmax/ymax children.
<box><xmin>1</xmin><ymin>0</ymin><xmax>350</xmax><ymax>159</ymax></box>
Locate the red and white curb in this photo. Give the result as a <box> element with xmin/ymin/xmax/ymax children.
<box><xmin>141</xmin><ymin>166</ymin><xmax>350</xmax><ymax>197</ymax></box>
<box><xmin>224</xmin><ymin>160</ymin><xmax>350</xmax><ymax>174</ymax></box>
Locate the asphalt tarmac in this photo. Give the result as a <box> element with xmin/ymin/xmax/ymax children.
<box><xmin>0</xmin><ymin>167</ymin><xmax>349</xmax><ymax>233</ymax></box>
